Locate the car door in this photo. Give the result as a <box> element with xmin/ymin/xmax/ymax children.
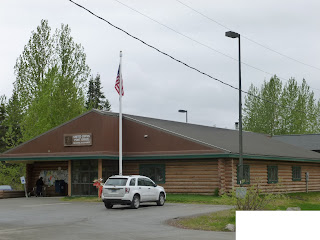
<box><xmin>137</xmin><ymin>178</ymin><xmax>149</xmax><ymax>201</ymax></box>
<box><xmin>143</xmin><ymin>178</ymin><xmax>158</xmax><ymax>201</ymax></box>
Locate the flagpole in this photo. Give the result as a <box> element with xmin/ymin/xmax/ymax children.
<box><xmin>119</xmin><ymin>51</ymin><xmax>123</xmax><ymax>176</ymax></box>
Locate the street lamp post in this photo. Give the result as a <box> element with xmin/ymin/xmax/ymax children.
<box><xmin>225</xmin><ymin>31</ymin><xmax>243</xmax><ymax>186</ymax></box>
<box><xmin>178</xmin><ymin>109</ymin><xmax>188</xmax><ymax>123</ymax></box>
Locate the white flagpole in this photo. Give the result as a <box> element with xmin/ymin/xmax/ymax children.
<box><xmin>119</xmin><ymin>51</ymin><xmax>123</xmax><ymax>176</ymax></box>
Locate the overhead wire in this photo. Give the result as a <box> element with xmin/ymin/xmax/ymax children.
<box><xmin>175</xmin><ymin>0</ymin><xmax>320</xmax><ymax>72</ymax></box>
<box><xmin>174</xmin><ymin>0</ymin><xmax>320</xmax><ymax>93</ymax></box>
<box><xmin>67</xmin><ymin>0</ymin><xmax>318</xmax><ymax>119</ymax></box>
<box><xmin>112</xmin><ymin>0</ymin><xmax>293</xmax><ymax>85</ymax></box>
<box><xmin>113</xmin><ymin>0</ymin><xmax>320</xmax><ymax>93</ymax></box>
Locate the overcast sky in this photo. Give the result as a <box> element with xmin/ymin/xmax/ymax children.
<box><xmin>1</xmin><ymin>0</ymin><xmax>320</xmax><ymax>129</ymax></box>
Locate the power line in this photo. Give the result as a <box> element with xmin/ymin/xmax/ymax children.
<box><xmin>67</xmin><ymin>0</ymin><xmax>317</xmax><ymax>119</ymax></box>
<box><xmin>175</xmin><ymin>0</ymin><xmax>320</xmax><ymax>72</ymax></box>
<box><xmin>113</xmin><ymin>0</ymin><xmax>236</xmax><ymax>61</ymax></box>
<box><xmin>112</xmin><ymin>0</ymin><xmax>286</xmax><ymax>83</ymax></box>
<box><xmin>112</xmin><ymin>0</ymin><xmax>320</xmax><ymax>93</ymax></box>
<box><xmin>68</xmin><ymin>0</ymin><xmax>238</xmax><ymax>91</ymax></box>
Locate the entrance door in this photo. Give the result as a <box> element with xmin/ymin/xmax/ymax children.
<box><xmin>72</xmin><ymin>160</ymin><xmax>98</xmax><ymax>196</ymax></box>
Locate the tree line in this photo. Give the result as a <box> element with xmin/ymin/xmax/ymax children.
<box><xmin>243</xmin><ymin>75</ymin><xmax>320</xmax><ymax>136</ymax></box>
<box><xmin>0</xmin><ymin>20</ymin><xmax>110</xmax><ymax>189</ymax></box>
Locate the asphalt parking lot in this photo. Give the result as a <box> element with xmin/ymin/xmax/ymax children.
<box><xmin>0</xmin><ymin>197</ymin><xmax>235</xmax><ymax>240</ymax></box>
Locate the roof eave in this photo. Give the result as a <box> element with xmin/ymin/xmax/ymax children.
<box><xmin>1</xmin><ymin>152</ymin><xmax>320</xmax><ymax>163</ymax></box>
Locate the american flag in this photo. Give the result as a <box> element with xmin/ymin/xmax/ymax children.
<box><xmin>115</xmin><ymin>65</ymin><xmax>124</xmax><ymax>96</ymax></box>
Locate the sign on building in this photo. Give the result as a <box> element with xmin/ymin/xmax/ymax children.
<box><xmin>64</xmin><ymin>133</ymin><xmax>92</xmax><ymax>147</ymax></box>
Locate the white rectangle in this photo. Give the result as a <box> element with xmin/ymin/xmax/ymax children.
<box><xmin>20</xmin><ymin>176</ymin><xmax>26</xmax><ymax>184</ymax></box>
<box><xmin>237</xmin><ymin>211</ymin><xmax>319</xmax><ymax>240</ymax></box>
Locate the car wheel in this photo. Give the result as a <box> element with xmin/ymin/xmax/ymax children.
<box><xmin>104</xmin><ymin>202</ymin><xmax>113</xmax><ymax>209</ymax></box>
<box><xmin>157</xmin><ymin>193</ymin><xmax>165</xmax><ymax>206</ymax></box>
<box><xmin>131</xmin><ymin>194</ymin><xmax>140</xmax><ymax>209</ymax></box>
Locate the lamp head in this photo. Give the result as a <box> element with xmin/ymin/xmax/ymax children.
<box><xmin>225</xmin><ymin>31</ymin><xmax>240</xmax><ymax>38</ymax></box>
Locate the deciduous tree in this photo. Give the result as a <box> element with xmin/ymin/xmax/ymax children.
<box><xmin>13</xmin><ymin>20</ymin><xmax>90</xmax><ymax>142</ymax></box>
<box><xmin>243</xmin><ymin>76</ymin><xmax>320</xmax><ymax>135</ymax></box>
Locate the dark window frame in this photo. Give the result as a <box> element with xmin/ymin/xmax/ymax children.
<box><xmin>237</xmin><ymin>165</ymin><xmax>250</xmax><ymax>185</ymax></box>
<box><xmin>292</xmin><ymin>166</ymin><xmax>301</xmax><ymax>181</ymax></box>
<box><xmin>267</xmin><ymin>166</ymin><xmax>278</xmax><ymax>184</ymax></box>
<box><xmin>139</xmin><ymin>164</ymin><xmax>165</xmax><ymax>184</ymax></box>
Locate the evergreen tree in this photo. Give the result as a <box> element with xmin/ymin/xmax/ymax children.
<box><xmin>86</xmin><ymin>74</ymin><xmax>111</xmax><ymax>111</ymax></box>
<box><xmin>0</xmin><ymin>94</ymin><xmax>25</xmax><ymax>190</ymax></box>
<box><xmin>0</xmin><ymin>95</ymin><xmax>7</xmax><ymax>153</ymax></box>
<box><xmin>2</xmin><ymin>91</ymin><xmax>23</xmax><ymax>149</ymax></box>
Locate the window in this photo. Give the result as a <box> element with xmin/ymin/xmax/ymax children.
<box><xmin>138</xmin><ymin>178</ymin><xmax>145</xmax><ymax>186</ymax></box>
<box><xmin>292</xmin><ymin>166</ymin><xmax>301</xmax><ymax>181</ymax></box>
<box><xmin>105</xmin><ymin>178</ymin><xmax>128</xmax><ymax>186</ymax></box>
<box><xmin>267</xmin><ymin>166</ymin><xmax>278</xmax><ymax>184</ymax></box>
<box><xmin>137</xmin><ymin>178</ymin><xmax>155</xmax><ymax>186</ymax></box>
<box><xmin>139</xmin><ymin>164</ymin><xmax>165</xmax><ymax>183</ymax></box>
<box><xmin>129</xmin><ymin>178</ymin><xmax>136</xmax><ymax>186</ymax></box>
<box><xmin>102</xmin><ymin>160</ymin><xmax>118</xmax><ymax>181</ymax></box>
<box><xmin>237</xmin><ymin>165</ymin><xmax>250</xmax><ymax>184</ymax></box>
<box><xmin>144</xmin><ymin>178</ymin><xmax>155</xmax><ymax>186</ymax></box>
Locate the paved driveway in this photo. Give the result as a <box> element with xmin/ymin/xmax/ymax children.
<box><xmin>0</xmin><ymin>197</ymin><xmax>235</xmax><ymax>240</ymax></box>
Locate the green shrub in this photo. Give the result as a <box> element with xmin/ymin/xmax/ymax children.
<box><xmin>231</xmin><ymin>183</ymin><xmax>283</xmax><ymax>210</ymax></box>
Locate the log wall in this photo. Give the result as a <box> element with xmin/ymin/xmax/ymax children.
<box><xmin>123</xmin><ymin>158</ymin><xmax>320</xmax><ymax>194</ymax></box>
<box><xmin>230</xmin><ymin>159</ymin><xmax>320</xmax><ymax>193</ymax></box>
<box><xmin>224</xmin><ymin>159</ymin><xmax>235</xmax><ymax>193</ymax></box>
<box><xmin>0</xmin><ymin>190</ymin><xmax>25</xmax><ymax>199</ymax></box>
<box><xmin>123</xmin><ymin>159</ymin><xmax>220</xmax><ymax>195</ymax></box>
<box><xmin>25</xmin><ymin>158</ymin><xmax>320</xmax><ymax>196</ymax></box>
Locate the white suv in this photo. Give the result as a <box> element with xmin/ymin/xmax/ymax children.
<box><xmin>102</xmin><ymin>175</ymin><xmax>166</xmax><ymax>209</ymax></box>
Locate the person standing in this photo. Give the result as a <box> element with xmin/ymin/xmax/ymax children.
<box><xmin>36</xmin><ymin>177</ymin><xmax>44</xmax><ymax>197</ymax></box>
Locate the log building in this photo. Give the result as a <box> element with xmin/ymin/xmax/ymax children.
<box><xmin>1</xmin><ymin>109</ymin><xmax>320</xmax><ymax>196</ymax></box>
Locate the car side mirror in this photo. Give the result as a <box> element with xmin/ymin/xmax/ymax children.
<box><xmin>153</xmin><ymin>184</ymin><xmax>157</xmax><ymax>187</ymax></box>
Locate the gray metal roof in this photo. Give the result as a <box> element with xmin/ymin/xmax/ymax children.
<box><xmin>97</xmin><ymin>110</ymin><xmax>320</xmax><ymax>160</ymax></box>
<box><xmin>273</xmin><ymin>134</ymin><xmax>320</xmax><ymax>151</ymax></box>
<box><xmin>4</xmin><ymin>109</ymin><xmax>319</xmax><ymax>161</ymax></box>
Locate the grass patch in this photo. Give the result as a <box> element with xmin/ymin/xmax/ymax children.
<box><xmin>171</xmin><ymin>192</ymin><xmax>320</xmax><ymax>232</ymax></box>
<box><xmin>268</xmin><ymin>192</ymin><xmax>320</xmax><ymax>210</ymax></box>
<box><xmin>173</xmin><ymin>209</ymin><xmax>235</xmax><ymax>232</ymax></box>
<box><xmin>166</xmin><ymin>193</ymin><xmax>233</xmax><ymax>205</ymax></box>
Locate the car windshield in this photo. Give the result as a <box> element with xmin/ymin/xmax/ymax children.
<box><xmin>105</xmin><ymin>178</ymin><xmax>128</xmax><ymax>186</ymax></box>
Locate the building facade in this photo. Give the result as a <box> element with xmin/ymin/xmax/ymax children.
<box><xmin>1</xmin><ymin>110</ymin><xmax>320</xmax><ymax>196</ymax></box>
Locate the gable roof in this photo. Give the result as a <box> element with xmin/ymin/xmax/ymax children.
<box><xmin>105</xmin><ymin>110</ymin><xmax>320</xmax><ymax>161</ymax></box>
<box><xmin>1</xmin><ymin>109</ymin><xmax>320</xmax><ymax>162</ymax></box>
